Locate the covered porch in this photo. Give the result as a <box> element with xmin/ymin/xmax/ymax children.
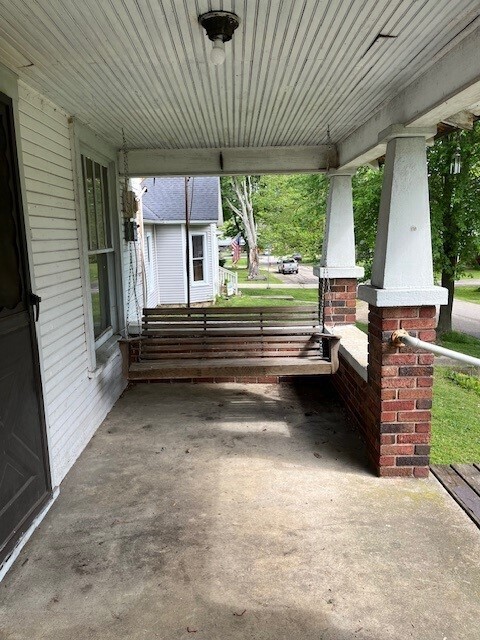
<box><xmin>1</xmin><ymin>0</ymin><xmax>480</xmax><ymax>606</ymax></box>
<box><xmin>1</xmin><ymin>381</ymin><xmax>479</xmax><ymax>639</ymax></box>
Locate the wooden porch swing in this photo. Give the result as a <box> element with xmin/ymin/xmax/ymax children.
<box><xmin>119</xmin><ymin>306</ymin><xmax>340</xmax><ymax>381</ymax></box>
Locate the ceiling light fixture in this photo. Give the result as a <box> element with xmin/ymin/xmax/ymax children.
<box><xmin>198</xmin><ymin>10</ymin><xmax>240</xmax><ymax>66</ymax></box>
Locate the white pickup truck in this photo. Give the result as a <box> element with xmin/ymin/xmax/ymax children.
<box><xmin>277</xmin><ymin>257</ymin><xmax>299</xmax><ymax>274</ymax></box>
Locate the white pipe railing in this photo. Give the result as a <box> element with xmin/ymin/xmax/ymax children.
<box><xmin>391</xmin><ymin>329</ymin><xmax>480</xmax><ymax>368</ymax></box>
<box><xmin>219</xmin><ymin>266</ymin><xmax>239</xmax><ymax>296</ymax></box>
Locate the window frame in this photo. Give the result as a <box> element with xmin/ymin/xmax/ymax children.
<box><xmin>190</xmin><ymin>231</ymin><xmax>208</xmax><ymax>286</ymax></box>
<box><xmin>71</xmin><ymin>120</ymin><xmax>124</xmax><ymax>373</ymax></box>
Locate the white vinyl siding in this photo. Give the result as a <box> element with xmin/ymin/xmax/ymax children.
<box><xmin>152</xmin><ymin>223</ymin><xmax>217</xmax><ymax>306</ymax></box>
<box><xmin>144</xmin><ymin>225</ymin><xmax>157</xmax><ymax>308</ymax></box>
<box><xmin>18</xmin><ymin>81</ymin><xmax>125</xmax><ymax>486</ymax></box>
<box><xmin>154</xmin><ymin>225</ymin><xmax>186</xmax><ymax>305</ymax></box>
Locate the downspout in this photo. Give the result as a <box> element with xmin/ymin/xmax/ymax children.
<box><xmin>185</xmin><ymin>177</ymin><xmax>191</xmax><ymax>308</ymax></box>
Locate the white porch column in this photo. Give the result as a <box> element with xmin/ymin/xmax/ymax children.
<box><xmin>314</xmin><ymin>168</ymin><xmax>364</xmax><ymax>280</ymax></box>
<box><xmin>358</xmin><ymin>125</ymin><xmax>447</xmax><ymax>307</ymax></box>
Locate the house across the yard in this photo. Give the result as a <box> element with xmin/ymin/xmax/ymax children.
<box><xmin>138</xmin><ymin>176</ymin><xmax>222</xmax><ymax>306</ymax></box>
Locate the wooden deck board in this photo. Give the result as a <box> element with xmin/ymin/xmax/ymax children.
<box><xmin>430</xmin><ymin>464</ymin><xmax>480</xmax><ymax>528</ymax></box>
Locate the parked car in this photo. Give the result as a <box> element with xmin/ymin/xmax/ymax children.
<box><xmin>277</xmin><ymin>257</ymin><xmax>299</xmax><ymax>274</ymax></box>
<box><xmin>292</xmin><ymin>252</ymin><xmax>302</xmax><ymax>262</ymax></box>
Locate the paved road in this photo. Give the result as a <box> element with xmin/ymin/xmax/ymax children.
<box><xmin>452</xmin><ymin>298</ymin><xmax>480</xmax><ymax>338</ymax></box>
<box><xmin>357</xmin><ymin>298</ymin><xmax>480</xmax><ymax>339</ymax></box>
<box><xmin>260</xmin><ymin>256</ymin><xmax>318</xmax><ymax>285</ymax></box>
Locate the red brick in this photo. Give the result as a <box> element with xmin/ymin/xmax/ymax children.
<box><xmin>419</xmin><ymin>307</ymin><xmax>436</xmax><ymax>318</ymax></box>
<box><xmin>401</xmin><ymin>318</ymin><xmax>436</xmax><ymax>330</ymax></box>
<box><xmin>416</xmin><ymin>399</ymin><xmax>432</xmax><ymax>410</ymax></box>
<box><xmin>379</xmin><ymin>455</ymin><xmax>396</xmax><ymax>466</ymax></box>
<box><xmin>397</xmin><ymin>455</ymin><xmax>429</xmax><ymax>466</ymax></box>
<box><xmin>382</xmin><ymin>354</ymin><xmax>417</xmax><ymax>365</ymax></box>
<box><xmin>380</xmin><ymin>307</ymin><xmax>419</xmax><ymax>319</ymax></box>
<box><xmin>417</xmin><ymin>377</ymin><xmax>434</xmax><ymax>387</ymax></box>
<box><xmin>380</xmin><ymin>411</ymin><xmax>396</xmax><ymax>422</ymax></box>
<box><xmin>380</xmin><ymin>423</ymin><xmax>415</xmax><ymax>434</ymax></box>
<box><xmin>418</xmin><ymin>330</ymin><xmax>436</xmax><ymax>342</ymax></box>
<box><xmin>397</xmin><ymin>434</ymin><xmax>430</xmax><ymax>444</ymax></box>
<box><xmin>413</xmin><ymin>467</ymin><xmax>429</xmax><ymax>478</ymax></box>
<box><xmin>379</xmin><ymin>467</ymin><xmax>414</xmax><ymax>477</ymax></box>
<box><xmin>415</xmin><ymin>423</ymin><xmax>431</xmax><ymax>433</ymax></box>
<box><xmin>380</xmin><ymin>366</ymin><xmax>399</xmax><ymax>377</ymax></box>
<box><xmin>380</xmin><ymin>435</ymin><xmax>396</xmax><ymax>445</ymax></box>
<box><xmin>381</xmin><ymin>444</ymin><xmax>415</xmax><ymax>455</ymax></box>
<box><xmin>382</xmin><ymin>400</ymin><xmax>415</xmax><ymax>412</ymax></box>
<box><xmin>397</xmin><ymin>411</ymin><xmax>431</xmax><ymax>422</ymax></box>
<box><xmin>381</xmin><ymin>377</ymin><xmax>416</xmax><ymax>388</ymax></box>
<box><xmin>398</xmin><ymin>388</ymin><xmax>432</xmax><ymax>399</ymax></box>
<box><xmin>381</xmin><ymin>389</ymin><xmax>397</xmax><ymax>400</ymax></box>
<box><xmin>418</xmin><ymin>354</ymin><xmax>435</xmax><ymax>365</ymax></box>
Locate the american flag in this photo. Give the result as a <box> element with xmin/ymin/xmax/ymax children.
<box><xmin>231</xmin><ymin>233</ymin><xmax>242</xmax><ymax>265</ymax></box>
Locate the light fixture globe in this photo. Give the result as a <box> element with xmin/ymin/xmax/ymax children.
<box><xmin>199</xmin><ymin>10</ymin><xmax>240</xmax><ymax>65</ymax></box>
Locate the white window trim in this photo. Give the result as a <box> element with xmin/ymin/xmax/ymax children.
<box><xmin>190</xmin><ymin>231</ymin><xmax>208</xmax><ymax>287</ymax></box>
<box><xmin>70</xmin><ymin>119</ymin><xmax>124</xmax><ymax>373</ymax></box>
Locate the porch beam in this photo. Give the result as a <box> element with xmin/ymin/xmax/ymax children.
<box><xmin>338</xmin><ymin>24</ymin><xmax>480</xmax><ymax>169</ymax></box>
<box><xmin>119</xmin><ymin>145</ymin><xmax>336</xmax><ymax>177</ymax></box>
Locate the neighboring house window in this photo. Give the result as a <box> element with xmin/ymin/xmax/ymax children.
<box><xmin>81</xmin><ymin>154</ymin><xmax>116</xmax><ymax>344</ymax></box>
<box><xmin>191</xmin><ymin>233</ymin><xmax>206</xmax><ymax>283</ymax></box>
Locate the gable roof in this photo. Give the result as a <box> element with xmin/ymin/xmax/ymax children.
<box><xmin>141</xmin><ymin>176</ymin><xmax>222</xmax><ymax>224</ymax></box>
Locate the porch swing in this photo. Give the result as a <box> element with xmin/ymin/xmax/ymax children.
<box><xmin>119</xmin><ymin>163</ymin><xmax>340</xmax><ymax>381</ymax></box>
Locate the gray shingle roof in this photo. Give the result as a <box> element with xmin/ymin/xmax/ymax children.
<box><xmin>141</xmin><ymin>177</ymin><xmax>221</xmax><ymax>223</ymax></box>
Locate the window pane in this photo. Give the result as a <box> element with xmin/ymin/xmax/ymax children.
<box><xmin>193</xmin><ymin>259</ymin><xmax>204</xmax><ymax>282</ymax></box>
<box><xmin>94</xmin><ymin>162</ymin><xmax>107</xmax><ymax>249</ymax></box>
<box><xmin>192</xmin><ymin>235</ymin><xmax>203</xmax><ymax>258</ymax></box>
<box><xmin>102</xmin><ymin>166</ymin><xmax>112</xmax><ymax>248</ymax></box>
<box><xmin>83</xmin><ymin>157</ymin><xmax>97</xmax><ymax>251</ymax></box>
<box><xmin>89</xmin><ymin>254</ymin><xmax>111</xmax><ymax>338</ymax></box>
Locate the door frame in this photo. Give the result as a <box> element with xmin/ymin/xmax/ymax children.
<box><xmin>0</xmin><ymin>86</ymin><xmax>52</xmax><ymax>565</ymax></box>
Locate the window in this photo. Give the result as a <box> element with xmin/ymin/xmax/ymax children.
<box><xmin>81</xmin><ymin>154</ymin><xmax>117</xmax><ymax>344</ymax></box>
<box><xmin>191</xmin><ymin>234</ymin><xmax>205</xmax><ymax>283</ymax></box>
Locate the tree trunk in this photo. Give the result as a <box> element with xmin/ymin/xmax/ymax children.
<box><xmin>437</xmin><ymin>269</ymin><xmax>455</xmax><ymax>335</ymax></box>
<box><xmin>248</xmin><ymin>245</ymin><xmax>259</xmax><ymax>279</ymax></box>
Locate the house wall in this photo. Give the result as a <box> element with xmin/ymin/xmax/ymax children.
<box><xmin>144</xmin><ymin>223</ymin><xmax>158</xmax><ymax>308</ymax></box>
<box><xmin>189</xmin><ymin>224</ymin><xmax>216</xmax><ymax>305</ymax></box>
<box><xmin>17</xmin><ymin>81</ymin><xmax>125</xmax><ymax>486</ymax></box>
<box><xmin>154</xmin><ymin>225</ymin><xmax>187</xmax><ymax>305</ymax></box>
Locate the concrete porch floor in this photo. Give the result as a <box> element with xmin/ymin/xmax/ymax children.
<box><xmin>0</xmin><ymin>381</ymin><xmax>479</xmax><ymax>640</ymax></box>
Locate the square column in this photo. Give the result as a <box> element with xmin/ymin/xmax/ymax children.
<box><xmin>356</xmin><ymin>126</ymin><xmax>447</xmax><ymax>476</ymax></box>
<box><xmin>314</xmin><ymin>168</ymin><xmax>363</xmax><ymax>326</ymax></box>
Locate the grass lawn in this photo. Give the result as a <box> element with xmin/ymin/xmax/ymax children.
<box><xmin>224</xmin><ymin>257</ymin><xmax>283</xmax><ymax>284</ymax></box>
<box><xmin>215</xmin><ymin>287</ymin><xmax>318</xmax><ymax>307</ymax></box>
<box><xmin>454</xmin><ymin>285</ymin><xmax>480</xmax><ymax>305</ymax></box>
<box><xmin>462</xmin><ymin>268</ymin><xmax>480</xmax><ymax>279</ymax></box>
<box><xmin>431</xmin><ymin>367</ymin><xmax>480</xmax><ymax>464</ymax></box>
<box><xmin>438</xmin><ymin>330</ymin><xmax>480</xmax><ymax>359</ymax></box>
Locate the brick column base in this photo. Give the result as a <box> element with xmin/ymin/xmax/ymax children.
<box><xmin>368</xmin><ymin>305</ymin><xmax>436</xmax><ymax>477</ymax></box>
<box><xmin>320</xmin><ymin>278</ymin><xmax>357</xmax><ymax>326</ymax></box>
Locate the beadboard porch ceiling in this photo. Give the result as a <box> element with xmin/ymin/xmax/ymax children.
<box><xmin>0</xmin><ymin>1</ymin><xmax>479</xmax><ymax>155</ymax></box>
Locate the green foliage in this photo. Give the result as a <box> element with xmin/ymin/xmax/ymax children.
<box><xmin>452</xmin><ymin>285</ymin><xmax>480</xmax><ymax>305</ymax></box>
<box><xmin>253</xmin><ymin>174</ymin><xmax>327</xmax><ymax>260</ymax></box>
<box><xmin>221</xmin><ymin>174</ymin><xmax>328</xmax><ymax>262</ymax></box>
<box><xmin>438</xmin><ymin>330</ymin><xmax>480</xmax><ymax>359</ymax></box>
<box><xmin>445</xmin><ymin>370</ymin><xmax>480</xmax><ymax>396</ymax></box>
<box><xmin>431</xmin><ymin>367</ymin><xmax>480</xmax><ymax>464</ymax></box>
<box><xmin>352</xmin><ymin>167</ymin><xmax>383</xmax><ymax>278</ymax></box>
<box><xmin>429</xmin><ymin>126</ymin><xmax>480</xmax><ymax>281</ymax></box>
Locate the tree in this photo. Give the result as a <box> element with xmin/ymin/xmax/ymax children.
<box><xmin>352</xmin><ymin>127</ymin><xmax>480</xmax><ymax>334</ymax></box>
<box><xmin>429</xmin><ymin>125</ymin><xmax>480</xmax><ymax>333</ymax></box>
<box><xmin>352</xmin><ymin>166</ymin><xmax>383</xmax><ymax>280</ymax></box>
<box><xmin>223</xmin><ymin>176</ymin><xmax>260</xmax><ymax>279</ymax></box>
<box><xmin>253</xmin><ymin>174</ymin><xmax>327</xmax><ymax>261</ymax></box>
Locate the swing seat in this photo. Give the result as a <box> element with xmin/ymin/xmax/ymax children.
<box><xmin>119</xmin><ymin>306</ymin><xmax>340</xmax><ymax>381</ymax></box>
